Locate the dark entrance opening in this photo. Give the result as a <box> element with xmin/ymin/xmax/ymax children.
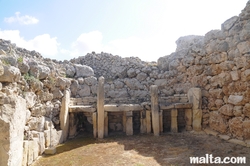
<box><xmin>163</xmin><ymin>109</ymin><xmax>186</xmax><ymax>132</ymax></box>
<box><xmin>133</xmin><ymin>111</ymin><xmax>141</xmax><ymax>134</ymax></box>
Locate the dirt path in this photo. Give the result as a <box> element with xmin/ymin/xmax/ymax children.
<box><xmin>32</xmin><ymin>132</ymin><xmax>250</xmax><ymax>166</ymax></box>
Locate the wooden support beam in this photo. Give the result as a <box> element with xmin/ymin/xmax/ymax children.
<box><xmin>150</xmin><ymin>85</ymin><xmax>160</xmax><ymax>136</ymax></box>
<box><xmin>97</xmin><ymin>76</ymin><xmax>105</xmax><ymax>139</ymax></box>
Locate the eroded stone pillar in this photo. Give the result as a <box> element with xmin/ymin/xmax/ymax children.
<box><xmin>150</xmin><ymin>85</ymin><xmax>160</xmax><ymax>136</ymax></box>
<box><xmin>97</xmin><ymin>76</ymin><xmax>105</xmax><ymax>138</ymax></box>
<box><xmin>188</xmin><ymin>88</ymin><xmax>202</xmax><ymax>131</ymax></box>
<box><xmin>92</xmin><ymin>112</ymin><xmax>97</xmax><ymax>138</ymax></box>
<box><xmin>140</xmin><ymin>111</ymin><xmax>147</xmax><ymax>133</ymax></box>
<box><xmin>126</xmin><ymin>111</ymin><xmax>133</xmax><ymax>136</ymax></box>
<box><xmin>60</xmin><ymin>89</ymin><xmax>70</xmax><ymax>142</ymax></box>
<box><xmin>171</xmin><ymin>109</ymin><xmax>178</xmax><ymax>133</ymax></box>
<box><xmin>146</xmin><ymin>110</ymin><xmax>151</xmax><ymax>133</ymax></box>
<box><xmin>104</xmin><ymin>112</ymin><xmax>108</xmax><ymax>137</ymax></box>
<box><xmin>185</xmin><ymin>109</ymin><xmax>192</xmax><ymax>131</ymax></box>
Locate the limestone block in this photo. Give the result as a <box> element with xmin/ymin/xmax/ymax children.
<box><xmin>209</xmin><ymin>111</ymin><xmax>228</xmax><ymax>134</ymax></box>
<box><xmin>230</xmin><ymin>70</ymin><xmax>239</xmax><ymax>81</ymax></box>
<box><xmin>22</xmin><ymin>141</ymin><xmax>29</xmax><ymax>166</ymax></box>
<box><xmin>97</xmin><ymin>76</ymin><xmax>105</xmax><ymax>139</ymax></box>
<box><xmin>218</xmin><ymin>134</ymin><xmax>231</xmax><ymax>140</ymax></box>
<box><xmin>237</xmin><ymin>41</ymin><xmax>250</xmax><ymax>55</ymax></box>
<box><xmin>150</xmin><ymin>85</ymin><xmax>159</xmax><ymax>136</ymax></box>
<box><xmin>0</xmin><ymin>65</ymin><xmax>21</xmax><ymax>82</ymax></box>
<box><xmin>228</xmin><ymin>95</ymin><xmax>243</xmax><ymax>105</ymax></box>
<box><xmin>219</xmin><ymin>104</ymin><xmax>234</xmax><ymax>116</ymax></box>
<box><xmin>28</xmin><ymin>116</ymin><xmax>45</xmax><ymax>132</ymax></box>
<box><xmin>221</xmin><ymin>16</ymin><xmax>239</xmax><ymax>31</ymax></box>
<box><xmin>31</xmin><ymin>104</ymin><xmax>46</xmax><ymax>117</ymax></box>
<box><xmin>171</xmin><ymin>109</ymin><xmax>178</xmax><ymax>133</ymax></box>
<box><xmin>57</xmin><ymin>130</ymin><xmax>64</xmax><ymax>144</ymax></box>
<box><xmin>44</xmin><ymin>129</ymin><xmax>59</xmax><ymax>147</ymax></box>
<box><xmin>126</xmin><ymin>111</ymin><xmax>133</xmax><ymax>136</ymax></box>
<box><xmin>233</xmin><ymin>106</ymin><xmax>243</xmax><ymax>117</ymax></box>
<box><xmin>0</xmin><ymin>97</ymin><xmax>26</xmax><ymax>166</ymax></box>
<box><xmin>229</xmin><ymin>117</ymin><xmax>243</xmax><ymax>139</ymax></box>
<box><xmin>127</xmin><ymin>68</ymin><xmax>136</xmax><ymax>78</ymax></box>
<box><xmin>74</xmin><ymin>64</ymin><xmax>94</xmax><ymax>78</ymax></box>
<box><xmin>243</xmin><ymin>103</ymin><xmax>250</xmax><ymax>118</ymax></box>
<box><xmin>32</xmin><ymin>138</ymin><xmax>39</xmax><ymax>160</ymax></box>
<box><xmin>56</xmin><ymin>77</ymin><xmax>71</xmax><ymax>90</ymax></box>
<box><xmin>60</xmin><ymin>89</ymin><xmax>70</xmax><ymax>142</ymax></box>
<box><xmin>24</xmin><ymin>92</ymin><xmax>37</xmax><ymax>109</ymax></box>
<box><xmin>228</xmin><ymin>139</ymin><xmax>247</xmax><ymax>147</ymax></box>
<box><xmin>204</xmin><ymin>128</ymin><xmax>219</xmax><ymax>136</ymax></box>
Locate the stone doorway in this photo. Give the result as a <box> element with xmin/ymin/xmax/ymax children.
<box><xmin>162</xmin><ymin>109</ymin><xmax>186</xmax><ymax>132</ymax></box>
<box><xmin>69</xmin><ymin>112</ymin><xmax>94</xmax><ymax>138</ymax></box>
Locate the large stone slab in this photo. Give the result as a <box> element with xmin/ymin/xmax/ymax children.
<box><xmin>0</xmin><ymin>96</ymin><xmax>26</xmax><ymax>166</ymax></box>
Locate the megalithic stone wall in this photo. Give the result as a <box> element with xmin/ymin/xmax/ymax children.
<box><xmin>0</xmin><ymin>96</ymin><xmax>26</xmax><ymax>166</ymax></box>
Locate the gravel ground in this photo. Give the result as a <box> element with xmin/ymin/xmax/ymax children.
<box><xmin>32</xmin><ymin>131</ymin><xmax>250</xmax><ymax>166</ymax></box>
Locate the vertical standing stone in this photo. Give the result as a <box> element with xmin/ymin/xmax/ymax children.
<box><xmin>171</xmin><ymin>109</ymin><xmax>178</xmax><ymax>132</ymax></box>
<box><xmin>159</xmin><ymin>110</ymin><xmax>163</xmax><ymax>133</ymax></box>
<box><xmin>60</xmin><ymin>89</ymin><xmax>70</xmax><ymax>142</ymax></box>
<box><xmin>140</xmin><ymin>111</ymin><xmax>147</xmax><ymax>133</ymax></box>
<box><xmin>146</xmin><ymin>110</ymin><xmax>151</xmax><ymax>133</ymax></box>
<box><xmin>188</xmin><ymin>88</ymin><xmax>202</xmax><ymax>131</ymax></box>
<box><xmin>104</xmin><ymin>112</ymin><xmax>108</xmax><ymax>137</ymax></box>
<box><xmin>97</xmin><ymin>76</ymin><xmax>105</xmax><ymax>138</ymax></box>
<box><xmin>150</xmin><ymin>85</ymin><xmax>160</xmax><ymax>136</ymax></box>
<box><xmin>92</xmin><ymin>112</ymin><xmax>97</xmax><ymax>138</ymax></box>
<box><xmin>126</xmin><ymin>111</ymin><xmax>133</xmax><ymax>135</ymax></box>
<box><xmin>185</xmin><ymin>109</ymin><xmax>192</xmax><ymax>131</ymax></box>
<box><xmin>69</xmin><ymin>112</ymin><xmax>77</xmax><ymax>138</ymax></box>
<box><xmin>123</xmin><ymin>111</ymin><xmax>126</xmax><ymax>132</ymax></box>
<box><xmin>22</xmin><ymin>141</ymin><xmax>29</xmax><ymax>166</ymax></box>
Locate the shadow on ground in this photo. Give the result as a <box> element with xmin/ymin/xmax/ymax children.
<box><xmin>32</xmin><ymin>131</ymin><xmax>250</xmax><ymax>166</ymax></box>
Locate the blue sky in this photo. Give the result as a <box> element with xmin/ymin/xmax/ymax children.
<box><xmin>0</xmin><ymin>0</ymin><xmax>248</xmax><ymax>62</ymax></box>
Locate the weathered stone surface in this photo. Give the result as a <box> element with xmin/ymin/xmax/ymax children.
<box><xmin>24</xmin><ymin>92</ymin><xmax>37</xmax><ymax>108</ymax></box>
<box><xmin>84</xmin><ymin>76</ymin><xmax>97</xmax><ymax>86</ymax></box>
<box><xmin>74</xmin><ymin>64</ymin><xmax>94</xmax><ymax>78</ymax></box>
<box><xmin>0</xmin><ymin>96</ymin><xmax>26</xmax><ymax>166</ymax></box>
<box><xmin>27</xmin><ymin>116</ymin><xmax>45</xmax><ymax>132</ymax></box>
<box><xmin>56</xmin><ymin>77</ymin><xmax>71</xmax><ymax>90</ymax></box>
<box><xmin>237</xmin><ymin>41</ymin><xmax>250</xmax><ymax>55</ymax></box>
<box><xmin>219</xmin><ymin>104</ymin><xmax>234</xmax><ymax>116</ymax></box>
<box><xmin>78</xmin><ymin>85</ymin><xmax>91</xmax><ymax>97</ymax></box>
<box><xmin>0</xmin><ymin>65</ymin><xmax>21</xmax><ymax>82</ymax></box>
<box><xmin>243</xmin><ymin>103</ymin><xmax>250</xmax><ymax>118</ymax></box>
<box><xmin>127</xmin><ymin>68</ymin><xmax>137</xmax><ymax>78</ymax></box>
<box><xmin>229</xmin><ymin>117</ymin><xmax>243</xmax><ymax>139</ymax></box>
<box><xmin>228</xmin><ymin>95</ymin><xmax>243</xmax><ymax>105</ymax></box>
<box><xmin>60</xmin><ymin>89</ymin><xmax>70</xmax><ymax>142</ymax></box>
<box><xmin>221</xmin><ymin>16</ymin><xmax>239</xmax><ymax>31</ymax></box>
<box><xmin>209</xmin><ymin>111</ymin><xmax>228</xmax><ymax>133</ymax></box>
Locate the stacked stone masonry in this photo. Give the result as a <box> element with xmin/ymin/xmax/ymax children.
<box><xmin>1</xmin><ymin>1</ymin><xmax>250</xmax><ymax>165</ymax></box>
